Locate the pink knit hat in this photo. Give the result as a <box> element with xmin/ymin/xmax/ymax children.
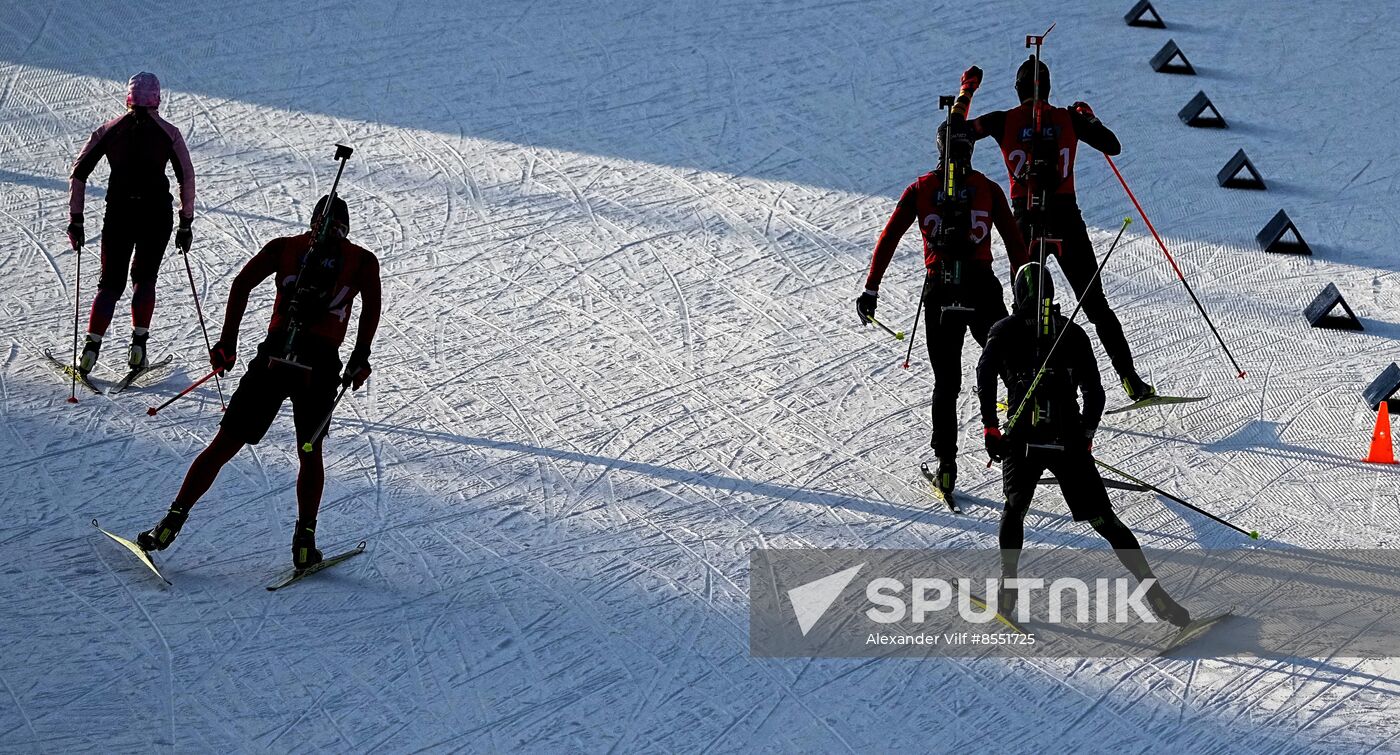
<box><xmin>126</xmin><ymin>72</ymin><xmax>160</xmax><ymax>108</ymax></box>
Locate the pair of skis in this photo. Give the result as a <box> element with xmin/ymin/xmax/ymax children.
<box><xmin>92</xmin><ymin>520</ymin><xmax>366</xmax><ymax>591</ymax></box>
<box><xmin>43</xmin><ymin>349</ymin><xmax>174</xmax><ymax>395</ymax></box>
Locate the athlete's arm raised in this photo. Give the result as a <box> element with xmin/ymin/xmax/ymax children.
<box><xmin>1069</xmin><ymin>102</ymin><xmax>1121</xmax><ymax>156</ymax></box>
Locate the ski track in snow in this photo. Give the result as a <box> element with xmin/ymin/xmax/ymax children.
<box><xmin>0</xmin><ymin>0</ymin><xmax>1399</xmax><ymax>752</ymax></box>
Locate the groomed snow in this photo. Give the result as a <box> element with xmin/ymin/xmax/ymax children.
<box><xmin>1</xmin><ymin>0</ymin><xmax>1398</xmax><ymax>751</ymax></box>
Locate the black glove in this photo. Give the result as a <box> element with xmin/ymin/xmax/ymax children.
<box><xmin>984</xmin><ymin>426</ymin><xmax>1009</xmax><ymax>462</ymax></box>
<box><xmin>856</xmin><ymin>290</ymin><xmax>878</xmax><ymax>326</ymax></box>
<box><xmin>1071</xmin><ymin>101</ymin><xmax>1099</xmax><ymax>124</ymax></box>
<box><xmin>343</xmin><ymin>346</ymin><xmax>371</xmax><ymax>390</ymax></box>
<box><xmin>175</xmin><ymin>216</ymin><xmax>193</xmax><ymax>254</ymax></box>
<box><xmin>209</xmin><ymin>340</ymin><xmax>236</xmax><ymax>373</ymax></box>
<box><xmin>66</xmin><ymin>214</ymin><xmax>84</xmax><ymax>249</ymax></box>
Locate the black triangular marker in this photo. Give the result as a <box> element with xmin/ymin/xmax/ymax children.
<box><xmin>1217</xmin><ymin>149</ymin><xmax>1266</xmax><ymax>189</ymax></box>
<box><xmin>1150</xmin><ymin>40</ymin><xmax>1195</xmax><ymax>74</ymax></box>
<box><xmin>1256</xmin><ymin>209</ymin><xmax>1310</xmax><ymax>255</ymax></box>
<box><xmin>1303</xmin><ymin>283</ymin><xmax>1361</xmax><ymax>330</ymax></box>
<box><xmin>1179</xmin><ymin>91</ymin><xmax>1226</xmax><ymax>128</ymax></box>
<box><xmin>1125</xmin><ymin>0</ymin><xmax>1166</xmax><ymax>28</ymax></box>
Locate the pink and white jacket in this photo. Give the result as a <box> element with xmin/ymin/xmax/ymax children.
<box><xmin>69</xmin><ymin>108</ymin><xmax>195</xmax><ymax>220</ymax></box>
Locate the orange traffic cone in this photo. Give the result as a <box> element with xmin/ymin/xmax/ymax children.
<box><xmin>1365</xmin><ymin>401</ymin><xmax>1397</xmax><ymax>464</ymax></box>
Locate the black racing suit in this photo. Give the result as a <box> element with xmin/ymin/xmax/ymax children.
<box><xmin>976</xmin><ymin>310</ymin><xmax>1153</xmax><ymax>583</ymax></box>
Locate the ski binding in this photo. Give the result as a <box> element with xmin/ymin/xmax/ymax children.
<box><xmin>43</xmin><ymin>349</ymin><xmax>101</xmax><ymax>394</ymax></box>
<box><xmin>92</xmin><ymin>519</ymin><xmax>171</xmax><ymax>585</ymax></box>
<box><xmin>919</xmin><ymin>462</ymin><xmax>964</xmax><ymax>514</ymax></box>
<box><xmin>266</xmin><ymin>541</ymin><xmax>367</xmax><ymax>591</ymax></box>
<box><xmin>111</xmin><ymin>354</ymin><xmax>176</xmax><ymax>393</ymax></box>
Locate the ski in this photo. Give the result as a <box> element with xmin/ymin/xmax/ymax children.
<box><xmin>1157</xmin><ymin>610</ymin><xmax>1232</xmax><ymax>657</ymax></box>
<box><xmin>266</xmin><ymin>540</ymin><xmax>367</xmax><ymax>591</ymax></box>
<box><xmin>42</xmin><ymin>349</ymin><xmax>101</xmax><ymax>394</ymax></box>
<box><xmin>1040</xmin><ymin>476</ymin><xmax>1150</xmax><ymax>492</ymax></box>
<box><xmin>110</xmin><ymin>354</ymin><xmax>176</xmax><ymax>394</ymax></box>
<box><xmin>919</xmin><ymin>462</ymin><xmax>964</xmax><ymax>514</ymax></box>
<box><xmin>1106</xmin><ymin>395</ymin><xmax>1207</xmax><ymax>415</ymax></box>
<box><xmin>92</xmin><ymin>519</ymin><xmax>171</xmax><ymax>585</ymax></box>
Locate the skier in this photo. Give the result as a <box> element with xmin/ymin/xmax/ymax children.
<box><xmin>857</xmin><ymin>105</ymin><xmax>1028</xmax><ymax>501</ymax></box>
<box><xmin>962</xmin><ymin>60</ymin><xmax>1157</xmax><ymax>401</ymax></box>
<box><xmin>135</xmin><ymin>195</ymin><xmax>380</xmax><ymax>568</ymax></box>
<box><xmin>67</xmin><ymin>72</ymin><xmax>196</xmax><ymax>377</ymax></box>
<box><xmin>976</xmin><ymin>261</ymin><xmax>1189</xmax><ymax>626</ymax></box>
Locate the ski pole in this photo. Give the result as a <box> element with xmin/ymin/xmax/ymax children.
<box><xmin>1104</xmin><ymin>155</ymin><xmax>1246</xmax><ymax>380</ymax></box>
<box><xmin>1094</xmin><ymin>458</ymin><xmax>1259</xmax><ymax>539</ymax></box>
<box><xmin>147</xmin><ymin>367</ymin><xmax>223</xmax><ymax>416</ymax></box>
<box><xmin>68</xmin><ymin>241</ymin><xmax>82</xmax><ymax>404</ymax></box>
<box><xmin>301</xmin><ymin>382</ymin><xmax>350</xmax><ymax>453</ymax></box>
<box><xmin>865</xmin><ymin>314</ymin><xmax>906</xmax><ymax>341</ymax></box>
<box><xmin>181</xmin><ymin>249</ymin><xmax>226</xmax><ymax>410</ymax></box>
<box><xmin>1005</xmin><ymin>217</ymin><xmax>1133</xmax><ymax>434</ymax></box>
<box><xmin>902</xmin><ymin>274</ymin><xmax>931</xmax><ymax>369</ymax></box>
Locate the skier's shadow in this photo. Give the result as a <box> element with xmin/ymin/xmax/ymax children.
<box><xmin>351</xmin><ymin>420</ymin><xmax>1168</xmax><ymax>549</ymax></box>
<box><xmin>1115</xmin><ymin>421</ymin><xmax>1400</xmax><ymax>476</ymax></box>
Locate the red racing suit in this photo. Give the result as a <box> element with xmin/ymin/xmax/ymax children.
<box><xmin>219</xmin><ymin>231</ymin><xmax>381</xmax><ymax>357</ymax></box>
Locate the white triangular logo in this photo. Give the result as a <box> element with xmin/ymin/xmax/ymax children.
<box><xmin>787</xmin><ymin>564</ymin><xmax>865</xmax><ymax>636</ymax></box>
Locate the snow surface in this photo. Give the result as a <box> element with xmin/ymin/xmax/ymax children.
<box><xmin>2</xmin><ymin>0</ymin><xmax>1400</xmax><ymax>752</ymax></box>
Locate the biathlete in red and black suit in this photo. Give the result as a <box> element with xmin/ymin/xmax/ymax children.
<box><xmin>135</xmin><ymin>195</ymin><xmax>381</xmax><ymax>569</ymax></box>
<box><xmin>857</xmin><ymin>82</ymin><xmax>1029</xmax><ymax>497</ymax></box>
<box><xmin>68</xmin><ymin>72</ymin><xmax>196</xmax><ymax>375</ymax></box>
<box><xmin>964</xmin><ymin>59</ymin><xmax>1156</xmax><ymax>401</ymax></box>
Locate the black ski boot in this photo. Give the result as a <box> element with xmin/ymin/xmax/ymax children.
<box><xmin>78</xmin><ymin>336</ymin><xmax>101</xmax><ymax>376</ymax></box>
<box><xmin>136</xmin><ymin>505</ymin><xmax>189</xmax><ymax>552</ymax></box>
<box><xmin>127</xmin><ymin>330</ymin><xmax>149</xmax><ymax>371</ymax></box>
<box><xmin>291</xmin><ymin>519</ymin><xmax>323</xmax><ymax>570</ymax></box>
<box><xmin>1146</xmin><ymin>582</ymin><xmax>1191</xmax><ymax>628</ymax></box>
<box><xmin>1122</xmin><ymin>373</ymin><xmax>1156</xmax><ymax>402</ymax></box>
<box><xmin>935</xmin><ymin>457</ymin><xmax>957</xmax><ymax>499</ymax></box>
<box><xmin>997</xmin><ymin>576</ymin><xmax>1019</xmax><ymax>619</ymax></box>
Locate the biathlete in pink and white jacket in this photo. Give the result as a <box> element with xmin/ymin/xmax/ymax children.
<box><xmin>67</xmin><ymin>71</ymin><xmax>196</xmax><ymax>375</ymax></box>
